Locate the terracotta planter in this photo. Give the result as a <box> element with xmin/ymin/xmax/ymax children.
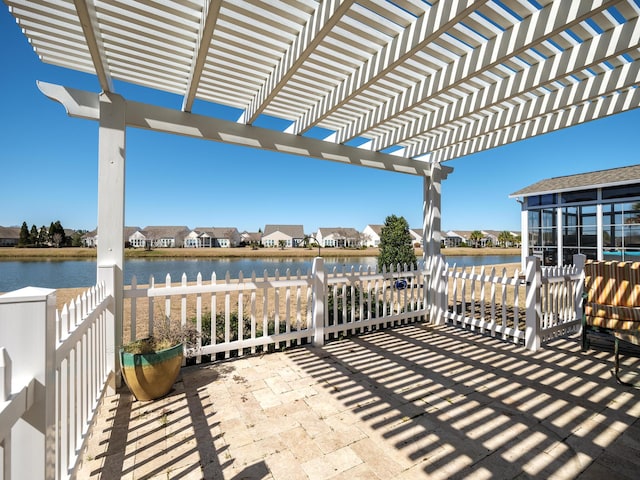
<box><xmin>120</xmin><ymin>342</ymin><xmax>183</xmax><ymax>401</ymax></box>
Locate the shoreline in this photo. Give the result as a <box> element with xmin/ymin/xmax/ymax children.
<box><xmin>0</xmin><ymin>246</ymin><xmax>520</xmax><ymax>260</ymax></box>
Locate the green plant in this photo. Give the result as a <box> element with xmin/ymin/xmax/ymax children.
<box><xmin>327</xmin><ymin>284</ymin><xmax>387</xmax><ymax>324</ymax></box>
<box><xmin>377</xmin><ymin>214</ymin><xmax>417</xmax><ymax>270</ymax></box>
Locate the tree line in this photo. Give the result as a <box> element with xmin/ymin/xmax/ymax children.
<box><xmin>18</xmin><ymin>220</ymin><xmax>86</xmax><ymax>248</ymax></box>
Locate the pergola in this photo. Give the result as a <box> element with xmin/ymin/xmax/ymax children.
<box><xmin>5</xmin><ymin>0</ymin><xmax>640</xmax><ymax>331</ymax></box>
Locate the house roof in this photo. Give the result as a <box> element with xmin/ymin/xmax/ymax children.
<box><xmin>364</xmin><ymin>225</ymin><xmax>384</xmax><ymax>236</ymax></box>
<box><xmin>510</xmin><ymin>164</ymin><xmax>640</xmax><ymax>198</ymax></box>
<box><xmin>83</xmin><ymin>226</ymin><xmax>141</xmax><ymax>241</ymax></box>
<box><xmin>317</xmin><ymin>227</ymin><xmax>360</xmax><ymax>237</ymax></box>
<box><xmin>263</xmin><ymin>225</ymin><xmax>305</xmax><ymax>238</ymax></box>
<box><xmin>0</xmin><ymin>226</ymin><xmax>20</xmax><ymax>239</ymax></box>
<box><xmin>241</xmin><ymin>232</ymin><xmax>262</xmax><ymax>243</ymax></box>
<box><xmin>193</xmin><ymin>227</ymin><xmax>238</xmax><ymax>237</ymax></box>
<box><xmin>142</xmin><ymin>226</ymin><xmax>190</xmax><ymax>238</ymax></box>
<box><xmin>7</xmin><ymin>2</ymin><xmax>638</xmax><ymax>169</ymax></box>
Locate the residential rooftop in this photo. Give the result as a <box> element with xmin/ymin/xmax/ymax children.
<box><xmin>510</xmin><ymin>164</ymin><xmax>640</xmax><ymax>198</ymax></box>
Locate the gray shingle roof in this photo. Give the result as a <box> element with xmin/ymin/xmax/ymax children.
<box><xmin>263</xmin><ymin>225</ymin><xmax>305</xmax><ymax>238</ymax></box>
<box><xmin>509</xmin><ymin>164</ymin><xmax>640</xmax><ymax>198</ymax></box>
<box><xmin>0</xmin><ymin>226</ymin><xmax>20</xmax><ymax>239</ymax></box>
<box><xmin>142</xmin><ymin>226</ymin><xmax>190</xmax><ymax>238</ymax></box>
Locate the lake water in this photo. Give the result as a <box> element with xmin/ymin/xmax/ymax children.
<box><xmin>0</xmin><ymin>255</ymin><xmax>520</xmax><ymax>292</ymax></box>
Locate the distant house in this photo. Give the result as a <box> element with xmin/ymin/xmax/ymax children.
<box><xmin>82</xmin><ymin>229</ymin><xmax>98</xmax><ymax>247</ymax></box>
<box><xmin>240</xmin><ymin>231</ymin><xmax>262</xmax><ymax>246</ymax></box>
<box><xmin>82</xmin><ymin>226</ymin><xmax>141</xmax><ymax>248</ymax></box>
<box><xmin>262</xmin><ymin>225</ymin><xmax>305</xmax><ymax>248</ymax></box>
<box><xmin>442</xmin><ymin>231</ymin><xmax>465</xmax><ymax>248</ymax></box>
<box><xmin>0</xmin><ymin>226</ymin><xmax>20</xmax><ymax>247</ymax></box>
<box><xmin>316</xmin><ymin>227</ymin><xmax>361</xmax><ymax>248</ymax></box>
<box><xmin>410</xmin><ymin>228</ymin><xmax>423</xmax><ymax>247</ymax></box>
<box><xmin>484</xmin><ymin>230</ymin><xmax>520</xmax><ymax>248</ymax></box>
<box><xmin>139</xmin><ymin>226</ymin><xmax>190</xmax><ymax>248</ymax></box>
<box><xmin>185</xmin><ymin>227</ymin><xmax>241</xmax><ymax>248</ymax></box>
<box><xmin>362</xmin><ymin>224</ymin><xmax>383</xmax><ymax>247</ymax></box>
<box><xmin>128</xmin><ymin>229</ymin><xmax>147</xmax><ymax>248</ymax></box>
<box><xmin>454</xmin><ymin>230</ymin><xmax>494</xmax><ymax>248</ymax></box>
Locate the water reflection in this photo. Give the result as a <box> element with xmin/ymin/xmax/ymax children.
<box><xmin>0</xmin><ymin>255</ymin><xmax>518</xmax><ymax>291</ymax></box>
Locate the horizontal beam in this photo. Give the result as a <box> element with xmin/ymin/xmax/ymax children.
<box><xmin>430</xmin><ymin>87</ymin><xmax>640</xmax><ymax>162</ymax></box>
<box><xmin>37</xmin><ymin>81</ymin><xmax>452</xmax><ymax>178</ymax></box>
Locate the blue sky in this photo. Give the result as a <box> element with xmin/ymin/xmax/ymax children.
<box><xmin>1</xmin><ymin>8</ymin><xmax>638</xmax><ymax>235</ymax></box>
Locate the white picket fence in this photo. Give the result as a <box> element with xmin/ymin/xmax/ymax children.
<box><xmin>123</xmin><ymin>258</ymin><xmax>430</xmax><ymax>361</ymax></box>
<box><xmin>0</xmin><ymin>283</ymin><xmax>112</xmax><ymax>480</ymax></box>
<box><xmin>439</xmin><ymin>254</ymin><xmax>585</xmax><ymax>349</ymax></box>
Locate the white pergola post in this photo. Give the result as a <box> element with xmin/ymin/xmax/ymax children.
<box><xmin>423</xmin><ymin>163</ymin><xmax>445</xmax><ymax>325</ymax></box>
<box><xmin>423</xmin><ymin>162</ymin><xmax>442</xmax><ymax>260</ymax></box>
<box><xmin>97</xmin><ymin>92</ymin><xmax>126</xmax><ymax>393</ymax></box>
<box><xmin>520</xmin><ymin>203</ymin><xmax>529</xmax><ymax>271</ymax></box>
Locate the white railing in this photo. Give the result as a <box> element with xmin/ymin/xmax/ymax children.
<box><xmin>537</xmin><ymin>255</ymin><xmax>585</xmax><ymax>344</ymax></box>
<box><xmin>126</xmin><ymin>268</ymin><xmax>314</xmax><ymax>361</ymax></box>
<box><xmin>325</xmin><ymin>263</ymin><xmax>429</xmax><ymax>339</ymax></box>
<box><xmin>0</xmin><ymin>283</ymin><xmax>112</xmax><ymax>480</ymax></box>
<box><xmin>55</xmin><ymin>283</ymin><xmax>112</xmax><ymax>479</ymax></box>
<box><xmin>442</xmin><ymin>261</ymin><xmax>525</xmax><ymax>343</ymax></box>
<box><xmin>123</xmin><ymin>259</ymin><xmax>430</xmax><ymax>360</ymax></box>
<box><xmin>439</xmin><ymin>254</ymin><xmax>585</xmax><ymax>351</ymax></box>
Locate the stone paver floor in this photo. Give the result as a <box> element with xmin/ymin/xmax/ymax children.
<box><xmin>75</xmin><ymin>324</ymin><xmax>640</xmax><ymax>479</ymax></box>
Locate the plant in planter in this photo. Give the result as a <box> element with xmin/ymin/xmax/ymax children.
<box><xmin>120</xmin><ymin>322</ymin><xmax>200</xmax><ymax>401</ymax></box>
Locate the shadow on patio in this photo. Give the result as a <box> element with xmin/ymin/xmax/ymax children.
<box><xmin>76</xmin><ymin>325</ymin><xmax>640</xmax><ymax>479</ymax></box>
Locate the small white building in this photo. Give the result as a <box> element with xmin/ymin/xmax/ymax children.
<box><xmin>362</xmin><ymin>224</ymin><xmax>383</xmax><ymax>247</ymax></box>
<box><xmin>442</xmin><ymin>231</ymin><xmax>465</xmax><ymax>248</ymax></box>
<box><xmin>410</xmin><ymin>228</ymin><xmax>423</xmax><ymax>247</ymax></box>
<box><xmin>83</xmin><ymin>227</ymin><xmax>141</xmax><ymax>248</ymax></box>
<box><xmin>316</xmin><ymin>227</ymin><xmax>361</xmax><ymax>248</ymax></box>
<box><xmin>0</xmin><ymin>226</ymin><xmax>20</xmax><ymax>247</ymax></box>
<box><xmin>184</xmin><ymin>227</ymin><xmax>241</xmax><ymax>248</ymax></box>
<box><xmin>138</xmin><ymin>226</ymin><xmax>190</xmax><ymax>248</ymax></box>
<box><xmin>262</xmin><ymin>225</ymin><xmax>305</xmax><ymax>248</ymax></box>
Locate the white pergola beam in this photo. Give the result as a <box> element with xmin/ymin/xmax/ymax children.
<box><xmin>430</xmin><ymin>86</ymin><xmax>640</xmax><ymax>162</ymax></box>
<box><xmin>36</xmin><ymin>81</ymin><xmax>452</xmax><ymax>178</ymax></box>
<box><xmin>289</xmin><ymin>0</ymin><xmax>485</xmax><ymax>135</ymax></box>
<box><xmin>386</xmin><ymin>15</ymin><xmax>640</xmax><ymax>155</ymax></box>
<box><xmin>181</xmin><ymin>0</ymin><xmax>222</xmax><ymax>113</ymax></box>
<box><xmin>421</xmin><ymin>60</ymin><xmax>640</xmax><ymax>153</ymax></box>
<box><xmin>337</xmin><ymin>0</ymin><xmax>623</xmax><ymax>150</ymax></box>
<box><xmin>241</xmin><ymin>0</ymin><xmax>355</xmax><ymax>125</ymax></box>
<box><xmin>73</xmin><ymin>0</ymin><xmax>113</xmax><ymax>92</ymax></box>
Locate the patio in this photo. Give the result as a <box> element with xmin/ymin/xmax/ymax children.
<box><xmin>76</xmin><ymin>324</ymin><xmax>640</xmax><ymax>480</ymax></box>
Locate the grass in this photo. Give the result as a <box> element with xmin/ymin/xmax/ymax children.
<box><xmin>0</xmin><ymin>245</ymin><xmax>520</xmax><ymax>260</ymax></box>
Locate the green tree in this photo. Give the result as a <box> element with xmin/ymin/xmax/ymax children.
<box><xmin>38</xmin><ymin>225</ymin><xmax>48</xmax><ymax>245</ymax></box>
<box><xmin>498</xmin><ymin>230</ymin><xmax>513</xmax><ymax>248</ymax></box>
<box><xmin>469</xmin><ymin>230</ymin><xmax>483</xmax><ymax>248</ymax></box>
<box><xmin>71</xmin><ymin>230</ymin><xmax>86</xmax><ymax>247</ymax></box>
<box><xmin>49</xmin><ymin>220</ymin><xmax>66</xmax><ymax>247</ymax></box>
<box><xmin>29</xmin><ymin>224</ymin><xmax>38</xmax><ymax>245</ymax></box>
<box><xmin>377</xmin><ymin>215</ymin><xmax>417</xmax><ymax>270</ymax></box>
<box><xmin>18</xmin><ymin>221</ymin><xmax>30</xmax><ymax>246</ymax></box>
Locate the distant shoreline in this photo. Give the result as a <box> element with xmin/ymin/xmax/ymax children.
<box><xmin>0</xmin><ymin>246</ymin><xmax>521</xmax><ymax>260</ymax></box>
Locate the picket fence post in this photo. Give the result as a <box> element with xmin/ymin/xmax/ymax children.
<box><xmin>311</xmin><ymin>257</ymin><xmax>326</xmax><ymax>346</ymax></box>
<box><xmin>525</xmin><ymin>256</ymin><xmax>542</xmax><ymax>351</ymax></box>
<box><xmin>431</xmin><ymin>255</ymin><xmax>447</xmax><ymax>325</ymax></box>
<box><xmin>0</xmin><ymin>287</ymin><xmax>57</xmax><ymax>480</ymax></box>
<box><xmin>572</xmin><ymin>254</ymin><xmax>586</xmax><ymax>325</ymax></box>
